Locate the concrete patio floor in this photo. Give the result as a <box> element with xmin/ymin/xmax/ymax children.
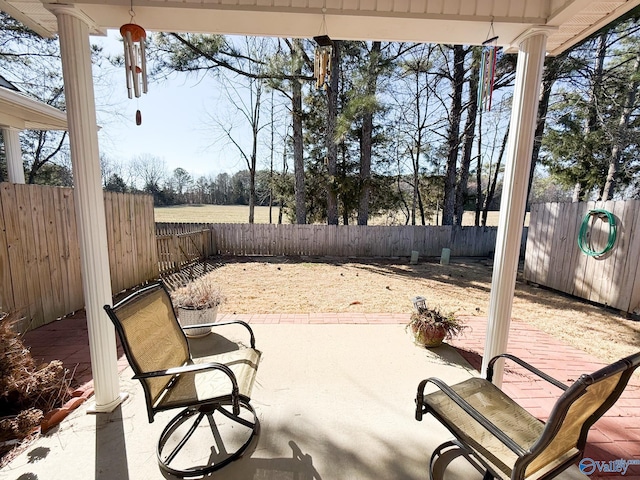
<box><xmin>5</xmin><ymin>314</ymin><xmax>639</xmax><ymax>479</ymax></box>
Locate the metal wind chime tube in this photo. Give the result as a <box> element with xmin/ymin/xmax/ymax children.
<box><xmin>120</xmin><ymin>23</ymin><xmax>148</xmax><ymax>99</ymax></box>
<box><xmin>478</xmin><ymin>35</ymin><xmax>499</xmax><ymax>112</ymax></box>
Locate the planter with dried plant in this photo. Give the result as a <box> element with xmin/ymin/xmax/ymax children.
<box><xmin>406</xmin><ymin>299</ymin><xmax>465</xmax><ymax>348</ymax></box>
<box><xmin>170</xmin><ymin>276</ymin><xmax>225</xmax><ymax>338</ymax></box>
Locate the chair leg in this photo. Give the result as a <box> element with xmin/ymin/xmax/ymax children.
<box><xmin>156</xmin><ymin>400</ymin><xmax>259</xmax><ymax>478</ymax></box>
<box><xmin>429</xmin><ymin>439</ymin><xmax>495</xmax><ymax>480</ymax></box>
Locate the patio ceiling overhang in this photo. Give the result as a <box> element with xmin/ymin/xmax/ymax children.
<box><xmin>1</xmin><ymin>0</ymin><xmax>639</xmax><ymax>56</ymax></box>
<box><xmin>0</xmin><ymin>87</ymin><xmax>68</xmax><ymax>131</ymax></box>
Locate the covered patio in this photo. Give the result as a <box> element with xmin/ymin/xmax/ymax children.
<box><xmin>2</xmin><ymin>309</ymin><xmax>635</xmax><ymax>479</ymax></box>
<box><xmin>2</xmin><ymin>1</ymin><xmax>640</xmax><ymax>478</ymax></box>
<box><xmin>9</xmin><ymin>313</ymin><xmax>630</xmax><ymax>479</ymax></box>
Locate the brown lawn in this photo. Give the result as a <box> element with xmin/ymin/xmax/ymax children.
<box><xmin>196</xmin><ymin>255</ymin><xmax>640</xmax><ymax>365</ymax></box>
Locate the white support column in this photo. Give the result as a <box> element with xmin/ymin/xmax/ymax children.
<box><xmin>2</xmin><ymin>127</ymin><xmax>26</xmax><ymax>184</ymax></box>
<box><xmin>481</xmin><ymin>30</ymin><xmax>549</xmax><ymax>386</ymax></box>
<box><xmin>48</xmin><ymin>6</ymin><xmax>124</xmax><ymax>411</ymax></box>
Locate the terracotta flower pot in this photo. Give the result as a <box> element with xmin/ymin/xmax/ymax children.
<box><xmin>411</xmin><ymin>323</ymin><xmax>447</xmax><ymax>348</ymax></box>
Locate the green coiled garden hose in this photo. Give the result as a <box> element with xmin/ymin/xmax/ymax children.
<box><xmin>577</xmin><ymin>209</ymin><xmax>617</xmax><ymax>257</ymax></box>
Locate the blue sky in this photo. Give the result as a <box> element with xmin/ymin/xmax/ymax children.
<box><xmin>92</xmin><ymin>30</ymin><xmax>248</xmax><ymax>179</ymax></box>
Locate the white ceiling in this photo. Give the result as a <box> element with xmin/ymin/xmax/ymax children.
<box><xmin>1</xmin><ymin>0</ymin><xmax>639</xmax><ymax>55</ymax></box>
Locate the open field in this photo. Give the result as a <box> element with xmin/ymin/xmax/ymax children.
<box><xmin>154</xmin><ymin>204</ymin><xmax>287</xmax><ymax>224</ymax></box>
<box><xmin>154</xmin><ymin>204</ymin><xmax>517</xmax><ymax>226</ymax></box>
<box><xmin>192</xmin><ymin>255</ymin><xmax>640</xmax><ymax>366</ymax></box>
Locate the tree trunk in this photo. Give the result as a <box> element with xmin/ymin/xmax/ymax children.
<box><xmin>475</xmin><ymin>111</ymin><xmax>483</xmax><ymax>226</ymax></box>
<box><xmin>326</xmin><ymin>41</ymin><xmax>340</xmax><ymax>225</ymax></box>
<box><xmin>527</xmin><ymin>57</ymin><xmax>560</xmax><ymax>209</ymax></box>
<box><xmin>455</xmin><ymin>46</ymin><xmax>479</xmax><ymax>226</ymax></box>
<box><xmin>574</xmin><ymin>33</ymin><xmax>607</xmax><ymax>200</ymax></box>
<box><xmin>482</xmin><ymin>125</ymin><xmax>509</xmax><ymax>226</ymax></box>
<box><xmin>602</xmin><ymin>49</ymin><xmax>640</xmax><ymax>200</ymax></box>
<box><xmin>572</xmin><ymin>182</ymin><xmax>583</xmax><ymax>203</ymax></box>
<box><xmin>442</xmin><ymin>45</ymin><xmax>465</xmax><ymax>226</ymax></box>
<box><xmin>292</xmin><ymin>39</ymin><xmax>307</xmax><ymax>224</ymax></box>
<box><xmin>248</xmin><ymin>82</ymin><xmax>262</xmax><ymax>224</ymax></box>
<box><xmin>269</xmin><ymin>90</ymin><xmax>275</xmax><ymax>224</ymax></box>
<box><xmin>358</xmin><ymin>41</ymin><xmax>381</xmax><ymax>226</ymax></box>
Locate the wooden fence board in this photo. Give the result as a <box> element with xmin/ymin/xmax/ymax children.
<box><xmin>103</xmin><ymin>193</ymin><xmax>116</xmax><ymax>292</ymax></box>
<box><xmin>52</xmin><ymin>188</ymin><xmax>70</xmax><ymax>314</ymax></box>
<box><xmin>14</xmin><ymin>184</ymin><xmax>41</xmax><ymax>329</ymax></box>
<box><xmin>0</xmin><ymin>184</ymin><xmax>25</xmax><ymax>319</ymax></box>
<box><xmin>628</xmin><ymin>205</ymin><xmax>640</xmax><ymax>315</ymax></box>
<box><xmin>45</xmin><ymin>187</ymin><xmax>65</xmax><ymax>318</ymax></box>
<box><xmin>602</xmin><ymin>201</ymin><xmax>622</xmax><ymax>306</ymax></box>
<box><xmin>552</xmin><ymin>203</ymin><xmax>568</xmax><ymax>287</ymax></box>
<box><xmin>564</xmin><ymin>202</ymin><xmax>586</xmax><ymax>297</ymax></box>
<box><xmin>523</xmin><ymin>204</ymin><xmax>539</xmax><ymax>284</ymax></box>
<box><xmin>66</xmin><ymin>190</ymin><xmax>83</xmax><ymax>312</ymax></box>
<box><xmin>617</xmin><ymin>202</ymin><xmax>640</xmax><ymax>312</ymax></box>
<box><xmin>30</xmin><ymin>186</ymin><xmax>56</xmax><ymax>329</ymax></box>
<box><xmin>0</xmin><ymin>190</ymin><xmax>11</xmax><ymax>315</ymax></box>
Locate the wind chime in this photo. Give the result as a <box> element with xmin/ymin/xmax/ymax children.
<box><xmin>120</xmin><ymin>4</ymin><xmax>148</xmax><ymax>125</ymax></box>
<box><xmin>478</xmin><ymin>35</ymin><xmax>499</xmax><ymax>112</ymax></box>
<box><xmin>313</xmin><ymin>35</ymin><xmax>332</xmax><ymax>89</ymax></box>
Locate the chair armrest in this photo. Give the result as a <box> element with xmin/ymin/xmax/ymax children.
<box><xmin>487</xmin><ymin>353</ymin><xmax>568</xmax><ymax>391</ymax></box>
<box><xmin>133</xmin><ymin>361</ymin><xmax>236</xmax><ymax>380</ymax></box>
<box><xmin>416</xmin><ymin>377</ymin><xmax>528</xmax><ymax>457</ymax></box>
<box><xmin>182</xmin><ymin>319</ymin><xmax>256</xmax><ymax>348</ymax></box>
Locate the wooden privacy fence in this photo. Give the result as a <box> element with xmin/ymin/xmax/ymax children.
<box><xmin>0</xmin><ymin>183</ymin><xmax>158</xmax><ymax>332</ymax></box>
<box><xmin>157</xmin><ymin>229</ymin><xmax>215</xmax><ymax>276</ymax></box>
<box><xmin>210</xmin><ymin>223</ymin><xmax>525</xmax><ymax>258</ymax></box>
<box><xmin>524</xmin><ymin>200</ymin><xmax>640</xmax><ymax>314</ymax></box>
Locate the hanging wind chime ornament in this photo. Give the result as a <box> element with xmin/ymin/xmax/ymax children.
<box><xmin>478</xmin><ymin>35</ymin><xmax>499</xmax><ymax>112</ymax></box>
<box><xmin>120</xmin><ymin>19</ymin><xmax>148</xmax><ymax>125</ymax></box>
<box><xmin>313</xmin><ymin>35</ymin><xmax>332</xmax><ymax>89</ymax></box>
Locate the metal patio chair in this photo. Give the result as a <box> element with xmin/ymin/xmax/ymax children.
<box><xmin>104</xmin><ymin>281</ymin><xmax>261</xmax><ymax>478</ymax></box>
<box><xmin>415</xmin><ymin>352</ymin><xmax>640</xmax><ymax>480</ymax></box>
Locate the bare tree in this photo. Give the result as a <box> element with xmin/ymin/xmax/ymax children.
<box><xmin>130</xmin><ymin>153</ymin><xmax>167</xmax><ymax>191</ymax></box>
<box><xmin>205</xmin><ymin>38</ymin><xmax>269</xmax><ymax>223</ymax></box>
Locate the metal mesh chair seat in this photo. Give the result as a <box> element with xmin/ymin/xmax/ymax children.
<box><xmin>416</xmin><ymin>352</ymin><xmax>640</xmax><ymax>480</ymax></box>
<box><xmin>423</xmin><ymin>377</ymin><xmax>577</xmax><ymax>480</ymax></box>
<box><xmin>104</xmin><ymin>281</ymin><xmax>261</xmax><ymax>478</ymax></box>
<box><xmin>154</xmin><ymin>348</ymin><xmax>260</xmax><ymax>411</ymax></box>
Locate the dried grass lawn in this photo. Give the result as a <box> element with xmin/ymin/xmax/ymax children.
<box><xmin>204</xmin><ymin>255</ymin><xmax>640</xmax><ymax>365</ymax></box>
<box><xmin>154</xmin><ymin>205</ymin><xmax>514</xmax><ymax>226</ymax></box>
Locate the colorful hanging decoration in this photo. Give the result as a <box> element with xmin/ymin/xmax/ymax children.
<box><xmin>478</xmin><ymin>35</ymin><xmax>499</xmax><ymax>112</ymax></box>
<box><xmin>120</xmin><ymin>22</ymin><xmax>148</xmax><ymax>100</ymax></box>
<box><xmin>313</xmin><ymin>35</ymin><xmax>332</xmax><ymax>89</ymax></box>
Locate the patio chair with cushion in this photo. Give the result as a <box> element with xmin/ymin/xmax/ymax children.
<box><xmin>415</xmin><ymin>352</ymin><xmax>640</xmax><ymax>480</ymax></box>
<box><xmin>104</xmin><ymin>281</ymin><xmax>261</xmax><ymax>478</ymax></box>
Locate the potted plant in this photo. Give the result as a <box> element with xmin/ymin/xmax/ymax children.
<box><xmin>407</xmin><ymin>299</ymin><xmax>465</xmax><ymax>348</ymax></box>
<box><xmin>171</xmin><ymin>276</ymin><xmax>225</xmax><ymax>338</ymax></box>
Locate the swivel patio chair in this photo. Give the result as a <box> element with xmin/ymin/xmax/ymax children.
<box><xmin>415</xmin><ymin>352</ymin><xmax>640</xmax><ymax>480</ymax></box>
<box><xmin>104</xmin><ymin>281</ymin><xmax>261</xmax><ymax>478</ymax></box>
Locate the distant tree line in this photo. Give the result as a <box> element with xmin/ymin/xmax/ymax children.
<box><xmin>2</xmin><ymin>9</ymin><xmax>640</xmax><ymax>225</ymax></box>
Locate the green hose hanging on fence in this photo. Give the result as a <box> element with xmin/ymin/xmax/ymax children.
<box><xmin>577</xmin><ymin>209</ymin><xmax>617</xmax><ymax>257</ymax></box>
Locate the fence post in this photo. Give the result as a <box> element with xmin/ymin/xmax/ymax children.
<box><xmin>172</xmin><ymin>234</ymin><xmax>180</xmax><ymax>273</ymax></box>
